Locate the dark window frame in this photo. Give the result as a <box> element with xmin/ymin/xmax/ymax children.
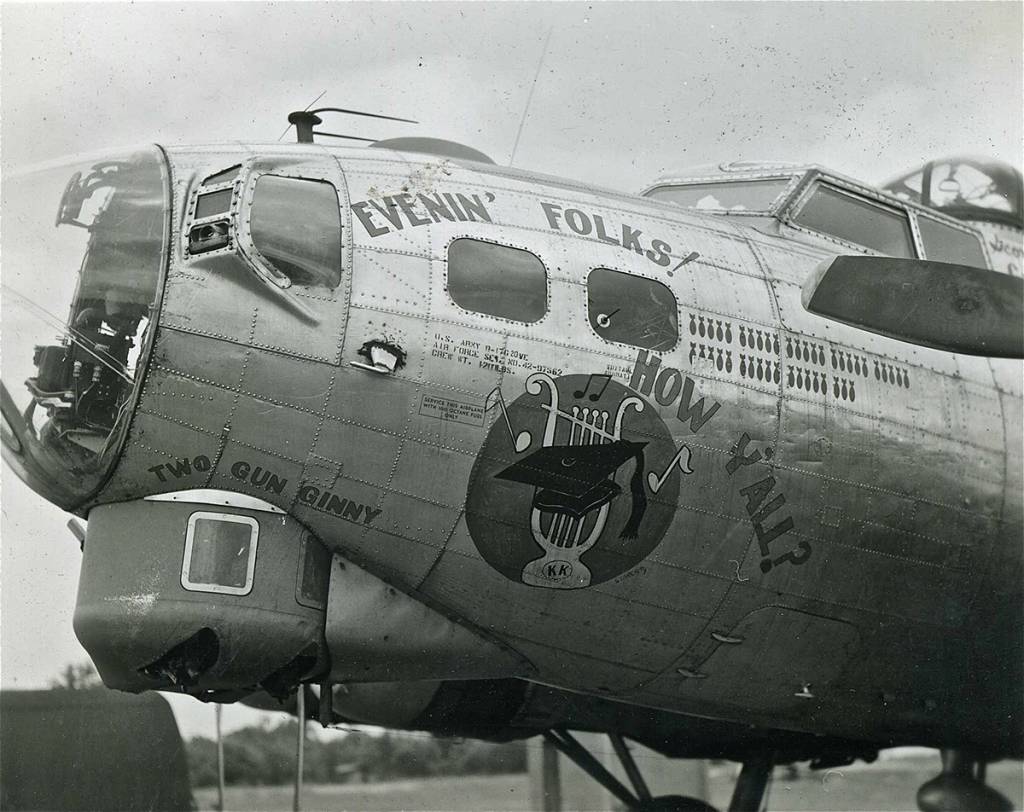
<box><xmin>790</xmin><ymin>181</ymin><xmax>916</xmax><ymax>258</ymax></box>
<box><xmin>180</xmin><ymin>511</ymin><xmax>259</xmax><ymax>597</ymax></box>
<box><xmin>202</xmin><ymin>165</ymin><xmax>242</xmax><ymax>187</ymax></box>
<box><xmin>445</xmin><ymin>236</ymin><xmax>549</xmax><ymax>324</ymax></box>
<box><xmin>194</xmin><ymin>188</ymin><xmax>234</xmax><ymax>220</ymax></box>
<box><xmin>586</xmin><ymin>266</ymin><xmax>680</xmax><ymax>352</ymax></box>
<box><xmin>187</xmin><ymin>175</ymin><xmax>240</xmax><ymax>258</ymax></box>
<box><xmin>294</xmin><ymin>533</ymin><xmax>330</xmax><ymax>610</ymax></box>
<box><xmin>915</xmin><ymin>212</ymin><xmax>988</xmax><ymax>268</ymax></box>
<box><xmin>246</xmin><ymin>173</ymin><xmax>344</xmax><ymax>290</ymax></box>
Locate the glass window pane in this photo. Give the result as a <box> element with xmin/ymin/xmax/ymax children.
<box><xmin>918</xmin><ymin>216</ymin><xmax>988</xmax><ymax>268</ymax></box>
<box><xmin>296</xmin><ymin>533</ymin><xmax>330</xmax><ymax>609</ymax></box>
<box><xmin>195</xmin><ymin>189</ymin><xmax>232</xmax><ymax>219</ymax></box>
<box><xmin>203</xmin><ymin>165</ymin><xmax>240</xmax><ymax>186</ymax></box>
<box><xmin>1</xmin><ymin>146</ymin><xmax>168</xmax><ymax>511</ymax></box>
<box><xmin>588</xmin><ymin>268</ymin><xmax>678</xmax><ymax>351</ymax></box>
<box><xmin>885</xmin><ymin>170</ymin><xmax>924</xmax><ymax>205</ymax></box>
<box><xmin>250</xmin><ymin>176</ymin><xmax>342</xmax><ymax>288</ymax></box>
<box><xmin>929</xmin><ymin>162</ymin><xmax>1013</xmax><ymax>214</ymax></box>
<box><xmin>182</xmin><ymin>514</ymin><xmax>258</xmax><ymax>595</ymax></box>
<box><xmin>447</xmin><ymin>238</ymin><xmax>547</xmax><ymax>322</ymax></box>
<box><xmin>794</xmin><ymin>185</ymin><xmax>914</xmax><ymax>257</ymax></box>
<box><xmin>645</xmin><ymin>179</ymin><xmax>790</xmax><ymax>212</ymax></box>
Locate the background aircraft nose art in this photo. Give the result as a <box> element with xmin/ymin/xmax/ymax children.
<box><xmin>466</xmin><ymin>372</ymin><xmax>689</xmax><ymax>589</ymax></box>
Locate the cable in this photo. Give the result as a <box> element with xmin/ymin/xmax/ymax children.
<box><xmin>509</xmin><ymin>28</ymin><xmax>552</xmax><ymax>167</ymax></box>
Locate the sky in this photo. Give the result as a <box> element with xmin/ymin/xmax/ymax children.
<box><xmin>1</xmin><ymin>0</ymin><xmax>1021</xmax><ymax>740</ymax></box>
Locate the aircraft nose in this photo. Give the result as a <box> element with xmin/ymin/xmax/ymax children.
<box><xmin>1</xmin><ymin>146</ymin><xmax>170</xmax><ymax>511</ymax></box>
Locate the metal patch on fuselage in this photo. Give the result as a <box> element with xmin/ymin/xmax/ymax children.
<box><xmin>466</xmin><ymin>372</ymin><xmax>691</xmax><ymax>590</ymax></box>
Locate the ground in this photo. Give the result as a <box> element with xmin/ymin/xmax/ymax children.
<box><xmin>192</xmin><ymin>755</ymin><xmax>1023</xmax><ymax>811</ymax></box>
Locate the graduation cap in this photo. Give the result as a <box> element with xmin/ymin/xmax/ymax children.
<box><xmin>496</xmin><ymin>440</ymin><xmax>649</xmax><ymax>532</ymax></box>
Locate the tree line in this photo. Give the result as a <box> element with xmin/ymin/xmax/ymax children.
<box><xmin>48</xmin><ymin>663</ymin><xmax>528</xmax><ymax>787</ymax></box>
<box><xmin>186</xmin><ymin>721</ymin><xmax>528</xmax><ymax>787</ymax></box>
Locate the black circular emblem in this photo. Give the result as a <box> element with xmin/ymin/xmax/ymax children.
<box><xmin>466</xmin><ymin>372</ymin><xmax>683</xmax><ymax>589</ymax></box>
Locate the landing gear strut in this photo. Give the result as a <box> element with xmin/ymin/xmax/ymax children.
<box><xmin>542</xmin><ymin>729</ymin><xmax>775</xmax><ymax>812</ymax></box>
<box><xmin>917</xmin><ymin>749</ymin><xmax>1012</xmax><ymax>812</ymax></box>
<box><xmin>727</xmin><ymin>755</ymin><xmax>773</xmax><ymax>812</ymax></box>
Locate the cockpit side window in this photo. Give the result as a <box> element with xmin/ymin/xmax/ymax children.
<box><xmin>645</xmin><ymin>178</ymin><xmax>791</xmax><ymax>212</ymax></box>
<box><xmin>446</xmin><ymin>238</ymin><xmax>547</xmax><ymax>323</ymax></box>
<box><xmin>793</xmin><ymin>183</ymin><xmax>915</xmax><ymax>258</ymax></box>
<box><xmin>587</xmin><ymin>268</ymin><xmax>678</xmax><ymax>351</ymax></box>
<box><xmin>917</xmin><ymin>215</ymin><xmax>988</xmax><ymax>268</ymax></box>
<box><xmin>249</xmin><ymin>175</ymin><xmax>342</xmax><ymax>289</ymax></box>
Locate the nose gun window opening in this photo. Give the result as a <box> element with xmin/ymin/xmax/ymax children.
<box><xmin>446</xmin><ymin>238</ymin><xmax>548</xmax><ymax>323</ymax></box>
<box><xmin>181</xmin><ymin>512</ymin><xmax>259</xmax><ymax>596</ymax></box>
<box><xmin>587</xmin><ymin>268</ymin><xmax>678</xmax><ymax>351</ymax></box>
<box><xmin>249</xmin><ymin>175</ymin><xmax>342</xmax><ymax>289</ymax></box>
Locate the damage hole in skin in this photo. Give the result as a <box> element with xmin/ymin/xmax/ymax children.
<box><xmin>357</xmin><ymin>339</ymin><xmax>407</xmax><ymax>373</ymax></box>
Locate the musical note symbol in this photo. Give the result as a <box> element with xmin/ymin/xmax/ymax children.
<box><xmin>647</xmin><ymin>444</ymin><xmax>695</xmax><ymax>494</ymax></box>
<box><xmin>573</xmin><ymin>373</ymin><xmax>612</xmax><ymax>402</ymax></box>
<box><xmin>485</xmin><ymin>387</ymin><xmax>531</xmax><ymax>452</ymax></box>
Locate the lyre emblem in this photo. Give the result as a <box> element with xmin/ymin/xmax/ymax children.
<box><xmin>470</xmin><ymin>371</ymin><xmax>684</xmax><ymax>590</ymax></box>
<box><xmin>493</xmin><ymin>373</ymin><xmax>646</xmax><ymax>589</ymax></box>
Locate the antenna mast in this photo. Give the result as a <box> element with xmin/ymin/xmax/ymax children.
<box><xmin>286</xmin><ymin>107</ymin><xmax>418</xmax><ymax>144</ymax></box>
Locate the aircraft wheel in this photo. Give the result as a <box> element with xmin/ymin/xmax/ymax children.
<box><xmin>636</xmin><ymin>795</ymin><xmax>719</xmax><ymax>812</ymax></box>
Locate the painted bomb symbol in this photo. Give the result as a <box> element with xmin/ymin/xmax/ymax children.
<box><xmin>467</xmin><ymin>372</ymin><xmax>683</xmax><ymax>589</ymax></box>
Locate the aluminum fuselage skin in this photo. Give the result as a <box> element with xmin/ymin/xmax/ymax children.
<box><xmin>87</xmin><ymin>144</ymin><xmax>1022</xmax><ymax>756</ymax></box>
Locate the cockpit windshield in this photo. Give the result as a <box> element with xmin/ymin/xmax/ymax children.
<box><xmin>1</xmin><ymin>147</ymin><xmax>169</xmax><ymax>511</ymax></box>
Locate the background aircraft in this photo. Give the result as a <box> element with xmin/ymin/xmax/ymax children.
<box><xmin>0</xmin><ymin>1</ymin><xmax>1019</xmax><ymax>810</ymax></box>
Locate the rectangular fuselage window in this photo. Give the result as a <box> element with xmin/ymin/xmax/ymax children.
<box><xmin>446</xmin><ymin>238</ymin><xmax>547</xmax><ymax>323</ymax></box>
<box><xmin>202</xmin><ymin>165</ymin><xmax>241</xmax><ymax>186</ymax></box>
<box><xmin>194</xmin><ymin>188</ymin><xmax>233</xmax><ymax>220</ymax></box>
<box><xmin>646</xmin><ymin>178</ymin><xmax>790</xmax><ymax>212</ymax></box>
<box><xmin>917</xmin><ymin>215</ymin><xmax>988</xmax><ymax>268</ymax></box>
<box><xmin>295</xmin><ymin>533</ymin><xmax>331</xmax><ymax>610</ymax></box>
<box><xmin>250</xmin><ymin>175</ymin><xmax>342</xmax><ymax>288</ymax></box>
<box><xmin>588</xmin><ymin>268</ymin><xmax>678</xmax><ymax>351</ymax></box>
<box><xmin>793</xmin><ymin>184</ymin><xmax>915</xmax><ymax>258</ymax></box>
<box><xmin>181</xmin><ymin>512</ymin><xmax>259</xmax><ymax>596</ymax></box>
